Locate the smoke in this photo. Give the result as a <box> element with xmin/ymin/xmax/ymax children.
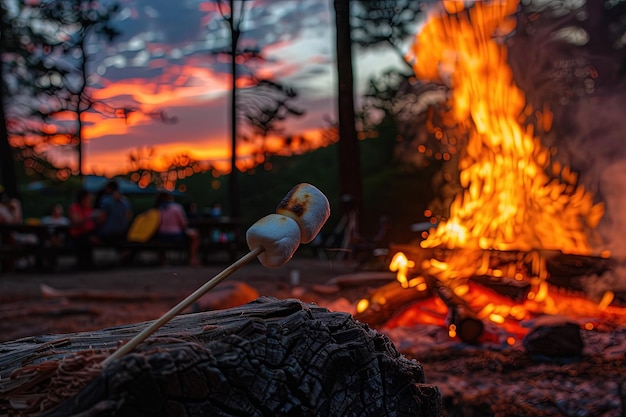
<box><xmin>558</xmin><ymin>88</ymin><xmax>626</xmax><ymax>295</ymax></box>
<box><xmin>507</xmin><ymin>10</ymin><xmax>626</xmax><ymax>293</ymax></box>
<box><xmin>563</xmin><ymin>92</ymin><xmax>626</xmax><ymax>253</ymax></box>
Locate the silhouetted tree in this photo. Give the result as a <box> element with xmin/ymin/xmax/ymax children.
<box><xmin>351</xmin><ymin>0</ymin><xmax>430</xmax><ymax>142</ymax></box>
<box><xmin>239</xmin><ymin>79</ymin><xmax>305</xmax><ymax>164</ymax></box>
<box><xmin>352</xmin><ymin>0</ymin><xmax>423</xmax><ymax>70</ymax></box>
<box><xmin>0</xmin><ymin>0</ymin><xmax>122</xmax><ymax>193</ymax></box>
<box><xmin>35</xmin><ymin>0</ymin><xmax>121</xmax><ymax>177</ymax></box>
<box><xmin>214</xmin><ymin>1</ymin><xmax>311</xmax><ymax>217</ymax></box>
<box><xmin>0</xmin><ymin>0</ymin><xmax>62</xmax><ymax>196</ymax></box>
<box><xmin>215</xmin><ymin>0</ymin><xmax>253</xmax><ymax>219</ymax></box>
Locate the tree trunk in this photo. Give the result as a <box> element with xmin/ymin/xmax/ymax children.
<box><xmin>0</xmin><ymin>95</ymin><xmax>17</xmax><ymax>198</ymax></box>
<box><xmin>0</xmin><ymin>297</ymin><xmax>441</xmax><ymax>417</ymax></box>
<box><xmin>0</xmin><ymin>7</ymin><xmax>19</xmax><ymax>198</ymax></box>
<box><xmin>333</xmin><ymin>0</ymin><xmax>363</xmax><ymax>232</ymax></box>
<box><xmin>228</xmin><ymin>17</ymin><xmax>240</xmax><ymax>220</ymax></box>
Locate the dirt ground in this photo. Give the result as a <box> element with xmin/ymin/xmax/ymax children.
<box><xmin>0</xmin><ymin>255</ymin><xmax>387</xmax><ymax>343</ymax></box>
<box><xmin>3</xmin><ymin>254</ymin><xmax>626</xmax><ymax>416</ymax></box>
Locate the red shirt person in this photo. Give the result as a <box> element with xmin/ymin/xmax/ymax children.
<box><xmin>68</xmin><ymin>189</ymin><xmax>97</xmax><ymax>269</ymax></box>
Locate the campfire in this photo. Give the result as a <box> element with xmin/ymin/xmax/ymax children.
<box><xmin>356</xmin><ymin>0</ymin><xmax>625</xmax><ymax>346</ymax></box>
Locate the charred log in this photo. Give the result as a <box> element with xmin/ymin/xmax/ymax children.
<box><xmin>0</xmin><ymin>297</ymin><xmax>441</xmax><ymax>417</ymax></box>
<box><xmin>471</xmin><ymin>275</ymin><xmax>530</xmax><ymax>302</ymax></box>
<box><xmin>546</xmin><ymin>252</ymin><xmax>614</xmax><ymax>291</ymax></box>
<box><xmin>432</xmin><ymin>278</ymin><xmax>484</xmax><ymax>344</ymax></box>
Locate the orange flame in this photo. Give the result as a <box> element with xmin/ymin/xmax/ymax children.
<box><xmin>410</xmin><ymin>1</ymin><xmax>603</xmax><ymax>259</ymax></box>
<box><xmin>383</xmin><ymin>1</ymin><xmax>613</xmax><ymax>336</ymax></box>
<box><xmin>389</xmin><ymin>252</ymin><xmax>415</xmax><ymax>288</ymax></box>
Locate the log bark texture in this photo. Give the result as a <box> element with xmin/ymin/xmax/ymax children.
<box><xmin>0</xmin><ymin>297</ymin><xmax>441</xmax><ymax>417</ymax></box>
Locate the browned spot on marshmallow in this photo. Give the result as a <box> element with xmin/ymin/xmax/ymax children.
<box><xmin>277</xmin><ymin>185</ymin><xmax>310</xmax><ymax>217</ymax></box>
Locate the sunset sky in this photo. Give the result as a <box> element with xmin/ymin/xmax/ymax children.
<box><xmin>67</xmin><ymin>0</ymin><xmax>411</xmax><ymax>176</ymax></box>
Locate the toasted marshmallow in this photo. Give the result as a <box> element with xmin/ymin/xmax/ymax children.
<box><xmin>276</xmin><ymin>183</ymin><xmax>330</xmax><ymax>244</ymax></box>
<box><xmin>246</xmin><ymin>214</ymin><xmax>301</xmax><ymax>268</ymax></box>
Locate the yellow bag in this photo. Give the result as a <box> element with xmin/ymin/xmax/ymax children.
<box><xmin>127</xmin><ymin>209</ymin><xmax>161</xmax><ymax>242</ymax></box>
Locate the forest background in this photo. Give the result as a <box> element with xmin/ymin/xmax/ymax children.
<box><xmin>3</xmin><ymin>0</ymin><xmax>626</xmax><ymax>246</ymax></box>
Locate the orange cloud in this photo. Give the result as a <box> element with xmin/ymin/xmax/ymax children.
<box><xmin>49</xmin><ymin>111</ymin><xmax>77</xmax><ymax>121</ymax></box>
<box><xmin>86</xmin><ymin>134</ymin><xmax>232</xmax><ymax>176</ymax></box>
<box><xmin>92</xmin><ymin>66</ymin><xmax>230</xmax><ymax>107</ymax></box>
<box><xmin>81</xmin><ymin>111</ymin><xmax>151</xmax><ymax>140</ymax></box>
<box><xmin>254</xmin><ymin>61</ymin><xmax>301</xmax><ymax>81</ymax></box>
<box><xmin>84</xmin><ymin>132</ymin><xmax>292</xmax><ymax>176</ymax></box>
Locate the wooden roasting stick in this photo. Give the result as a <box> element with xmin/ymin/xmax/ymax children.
<box><xmin>102</xmin><ymin>183</ymin><xmax>330</xmax><ymax>367</ymax></box>
<box><xmin>102</xmin><ymin>247</ymin><xmax>264</xmax><ymax>366</ymax></box>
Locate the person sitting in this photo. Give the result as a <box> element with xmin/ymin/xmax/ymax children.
<box><xmin>0</xmin><ymin>186</ymin><xmax>21</xmax><ymax>259</ymax></box>
<box><xmin>0</xmin><ymin>188</ymin><xmax>35</xmax><ymax>245</ymax></box>
<box><xmin>208</xmin><ymin>202</ymin><xmax>222</xmax><ymax>218</ymax></box>
<box><xmin>41</xmin><ymin>203</ymin><xmax>71</xmax><ymax>226</ymax></box>
<box><xmin>183</xmin><ymin>201</ymin><xmax>200</xmax><ymax>220</ymax></box>
<box><xmin>68</xmin><ymin>189</ymin><xmax>98</xmax><ymax>269</ymax></box>
<box><xmin>0</xmin><ymin>186</ymin><xmax>37</xmax><ymax>269</ymax></box>
<box><xmin>94</xmin><ymin>180</ymin><xmax>132</xmax><ymax>244</ymax></box>
<box><xmin>153</xmin><ymin>192</ymin><xmax>200</xmax><ymax>266</ymax></box>
<box><xmin>0</xmin><ymin>186</ymin><xmax>22</xmax><ymax>225</ymax></box>
<box><xmin>40</xmin><ymin>203</ymin><xmax>71</xmax><ymax>249</ymax></box>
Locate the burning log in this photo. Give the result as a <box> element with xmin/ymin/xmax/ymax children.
<box><xmin>354</xmin><ymin>280</ymin><xmax>433</xmax><ymax>326</ymax></box>
<box><xmin>392</xmin><ymin>245</ymin><xmax>612</xmax><ymax>298</ymax></box>
<box><xmin>0</xmin><ymin>297</ymin><xmax>442</xmax><ymax>417</ymax></box>
<box><xmin>471</xmin><ymin>275</ymin><xmax>530</xmax><ymax>302</ymax></box>
<box><xmin>431</xmin><ymin>278</ymin><xmax>484</xmax><ymax>344</ymax></box>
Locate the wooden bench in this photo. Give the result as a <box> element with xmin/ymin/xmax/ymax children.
<box><xmin>115</xmin><ymin>216</ymin><xmax>242</xmax><ymax>265</ymax></box>
<box><xmin>0</xmin><ymin>223</ymin><xmax>71</xmax><ymax>272</ymax></box>
<box><xmin>0</xmin><ymin>217</ymin><xmax>242</xmax><ymax>271</ymax></box>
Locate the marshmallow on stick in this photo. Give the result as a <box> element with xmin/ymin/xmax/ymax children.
<box><xmin>276</xmin><ymin>183</ymin><xmax>330</xmax><ymax>244</ymax></box>
<box><xmin>247</xmin><ymin>183</ymin><xmax>330</xmax><ymax>268</ymax></box>
<box><xmin>246</xmin><ymin>214</ymin><xmax>301</xmax><ymax>268</ymax></box>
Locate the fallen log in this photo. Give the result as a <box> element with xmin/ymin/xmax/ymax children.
<box><xmin>0</xmin><ymin>297</ymin><xmax>441</xmax><ymax>417</ymax></box>
<box><xmin>0</xmin><ymin>304</ymin><xmax>100</xmax><ymax>320</ymax></box>
<box><xmin>40</xmin><ymin>284</ymin><xmax>163</xmax><ymax>301</ymax></box>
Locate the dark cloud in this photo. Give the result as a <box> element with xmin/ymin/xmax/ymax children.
<box><xmin>101</xmin><ymin>0</ymin><xmax>331</xmax><ymax>85</ymax></box>
<box><xmin>112</xmin><ymin>0</ymin><xmax>204</xmax><ymax>45</ymax></box>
